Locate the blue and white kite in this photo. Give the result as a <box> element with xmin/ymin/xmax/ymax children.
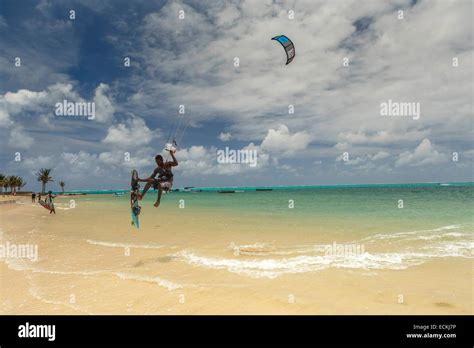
<box><xmin>271</xmin><ymin>35</ymin><xmax>295</xmax><ymax>65</ymax></box>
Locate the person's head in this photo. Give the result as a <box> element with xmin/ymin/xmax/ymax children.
<box><xmin>155</xmin><ymin>154</ymin><xmax>164</xmax><ymax>166</ymax></box>
<box><xmin>48</xmin><ymin>190</ymin><xmax>52</xmax><ymax>195</ymax></box>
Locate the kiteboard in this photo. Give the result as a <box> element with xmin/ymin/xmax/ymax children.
<box><xmin>39</xmin><ymin>199</ymin><xmax>54</xmax><ymax>212</ymax></box>
<box><xmin>130</xmin><ymin>169</ymin><xmax>141</xmax><ymax>228</ymax></box>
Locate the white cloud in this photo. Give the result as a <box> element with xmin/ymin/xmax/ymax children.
<box><xmin>61</xmin><ymin>151</ymin><xmax>99</xmax><ymax>173</ymax></box>
<box><xmin>175</xmin><ymin>145</ymin><xmax>216</xmax><ymax>176</ymax></box>
<box><xmin>3</xmin><ymin>89</ymin><xmax>48</xmax><ymax>106</ymax></box>
<box><xmin>22</xmin><ymin>155</ymin><xmax>54</xmax><ymax>170</ymax></box>
<box><xmin>396</xmin><ymin>139</ymin><xmax>447</xmax><ymax>167</ymax></box>
<box><xmin>98</xmin><ymin>149</ymin><xmax>153</xmax><ymax>169</ymax></box>
<box><xmin>93</xmin><ymin>83</ymin><xmax>115</xmax><ymax>123</ymax></box>
<box><xmin>218</xmin><ymin>132</ymin><xmax>232</xmax><ymax>141</ymax></box>
<box><xmin>103</xmin><ymin>116</ymin><xmax>155</xmax><ymax>148</ymax></box>
<box><xmin>371</xmin><ymin>151</ymin><xmax>390</xmax><ymax>161</ymax></box>
<box><xmin>337</xmin><ymin>129</ymin><xmax>430</xmax><ymax>146</ymax></box>
<box><xmin>260</xmin><ymin>125</ymin><xmax>311</xmax><ymax>157</ymax></box>
<box><xmin>0</xmin><ymin>83</ymin><xmax>84</xmax><ymax>130</ymax></box>
<box><xmin>0</xmin><ymin>108</ymin><xmax>11</xmax><ymax>127</ymax></box>
<box><xmin>20</xmin><ymin>147</ymin><xmax>156</xmax><ymax>185</ymax></box>
<box><xmin>8</xmin><ymin>126</ymin><xmax>34</xmax><ymax>149</ymax></box>
<box><xmin>176</xmin><ymin>142</ymin><xmax>269</xmax><ymax>177</ymax></box>
<box><xmin>336</xmin><ymin>154</ymin><xmax>366</xmax><ymax>166</ymax></box>
<box><xmin>59</xmin><ymin>150</ymin><xmax>149</xmax><ymax>177</ymax></box>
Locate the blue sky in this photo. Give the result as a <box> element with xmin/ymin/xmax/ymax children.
<box><xmin>0</xmin><ymin>0</ymin><xmax>472</xmax><ymax>191</ymax></box>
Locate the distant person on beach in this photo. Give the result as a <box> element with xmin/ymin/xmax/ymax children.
<box><xmin>45</xmin><ymin>191</ymin><xmax>56</xmax><ymax>214</ymax></box>
<box><xmin>38</xmin><ymin>193</ymin><xmax>42</xmax><ymax>202</ymax></box>
<box><xmin>31</xmin><ymin>192</ymin><xmax>36</xmax><ymax>203</ymax></box>
<box><xmin>137</xmin><ymin>149</ymin><xmax>178</xmax><ymax>208</ymax></box>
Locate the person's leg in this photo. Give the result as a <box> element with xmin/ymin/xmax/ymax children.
<box><xmin>137</xmin><ymin>178</ymin><xmax>154</xmax><ymax>200</ymax></box>
<box><xmin>153</xmin><ymin>187</ymin><xmax>163</xmax><ymax>207</ymax></box>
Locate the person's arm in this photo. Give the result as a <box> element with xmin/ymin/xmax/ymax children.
<box><xmin>167</xmin><ymin>150</ymin><xmax>178</xmax><ymax>167</ymax></box>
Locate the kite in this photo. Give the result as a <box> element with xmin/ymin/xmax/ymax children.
<box><xmin>271</xmin><ymin>35</ymin><xmax>295</xmax><ymax>65</ymax></box>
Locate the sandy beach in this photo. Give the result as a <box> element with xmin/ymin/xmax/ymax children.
<box><xmin>0</xmin><ymin>190</ymin><xmax>472</xmax><ymax>315</ymax></box>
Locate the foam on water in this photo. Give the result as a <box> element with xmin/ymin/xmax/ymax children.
<box><xmin>86</xmin><ymin>239</ymin><xmax>163</xmax><ymax>250</ymax></box>
<box><xmin>115</xmin><ymin>272</ymin><xmax>182</xmax><ymax>290</ymax></box>
<box><xmin>176</xmin><ymin>238</ymin><xmax>473</xmax><ymax>279</ymax></box>
<box><xmin>2</xmin><ymin>258</ymin><xmax>182</xmax><ymax>291</ymax></box>
<box><xmin>229</xmin><ymin>242</ymin><xmax>329</xmax><ymax>256</ymax></box>
<box><xmin>358</xmin><ymin>225</ymin><xmax>464</xmax><ymax>242</ymax></box>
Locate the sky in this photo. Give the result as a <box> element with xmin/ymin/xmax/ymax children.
<box><xmin>0</xmin><ymin>0</ymin><xmax>472</xmax><ymax>191</ymax></box>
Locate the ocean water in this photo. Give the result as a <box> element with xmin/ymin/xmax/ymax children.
<box><xmin>104</xmin><ymin>182</ymin><xmax>474</xmax><ymax>229</ymax></box>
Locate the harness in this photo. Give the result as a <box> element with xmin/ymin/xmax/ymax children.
<box><xmin>157</xmin><ymin>166</ymin><xmax>173</xmax><ymax>182</ymax></box>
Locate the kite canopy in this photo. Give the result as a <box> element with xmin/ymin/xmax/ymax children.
<box><xmin>271</xmin><ymin>35</ymin><xmax>295</xmax><ymax>65</ymax></box>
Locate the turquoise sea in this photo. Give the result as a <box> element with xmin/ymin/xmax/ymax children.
<box><xmin>62</xmin><ymin>182</ymin><xmax>474</xmax><ymax>238</ymax></box>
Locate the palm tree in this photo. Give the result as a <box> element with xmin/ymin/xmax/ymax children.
<box><xmin>36</xmin><ymin>168</ymin><xmax>53</xmax><ymax>194</ymax></box>
<box><xmin>16</xmin><ymin>177</ymin><xmax>26</xmax><ymax>192</ymax></box>
<box><xmin>2</xmin><ymin>176</ymin><xmax>8</xmax><ymax>194</ymax></box>
<box><xmin>0</xmin><ymin>174</ymin><xmax>5</xmax><ymax>195</ymax></box>
<box><xmin>59</xmin><ymin>180</ymin><xmax>65</xmax><ymax>194</ymax></box>
<box><xmin>6</xmin><ymin>176</ymin><xmax>16</xmax><ymax>194</ymax></box>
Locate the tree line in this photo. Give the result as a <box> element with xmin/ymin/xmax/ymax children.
<box><xmin>0</xmin><ymin>168</ymin><xmax>65</xmax><ymax>195</ymax></box>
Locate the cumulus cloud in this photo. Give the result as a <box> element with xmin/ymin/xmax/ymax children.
<box><xmin>16</xmin><ymin>149</ymin><xmax>152</xmax><ymax>192</ymax></box>
<box><xmin>93</xmin><ymin>83</ymin><xmax>115</xmax><ymax>123</ymax></box>
<box><xmin>336</xmin><ymin>129</ymin><xmax>430</xmax><ymax>146</ymax></box>
<box><xmin>103</xmin><ymin>116</ymin><xmax>156</xmax><ymax>148</ymax></box>
<box><xmin>176</xmin><ymin>141</ymin><xmax>269</xmax><ymax>177</ymax></box>
<box><xmin>218</xmin><ymin>132</ymin><xmax>232</xmax><ymax>141</ymax></box>
<box><xmin>336</xmin><ymin>154</ymin><xmax>366</xmax><ymax>166</ymax></box>
<box><xmin>0</xmin><ymin>108</ymin><xmax>11</xmax><ymax>127</ymax></box>
<box><xmin>22</xmin><ymin>155</ymin><xmax>55</xmax><ymax>170</ymax></box>
<box><xmin>336</xmin><ymin>150</ymin><xmax>392</xmax><ymax>168</ymax></box>
<box><xmin>260</xmin><ymin>125</ymin><xmax>311</xmax><ymax>157</ymax></box>
<box><xmin>396</xmin><ymin>139</ymin><xmax>447</xmax><ymax>167</ymax></box>
<box><xmin>8</xmin><ymin>126</ymin><xmax>34</xmax><ymax>149</ymax></box>
<box><xmin>0</xmin><ymin>83</ymin><xmax>89</xmax><ymax>130</ymax></box>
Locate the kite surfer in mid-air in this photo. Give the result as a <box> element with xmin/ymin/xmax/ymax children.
<box><xmin>136</xmin><ymin>149</ymin><xmax>178</xmax><ymax>208</ymax></box>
